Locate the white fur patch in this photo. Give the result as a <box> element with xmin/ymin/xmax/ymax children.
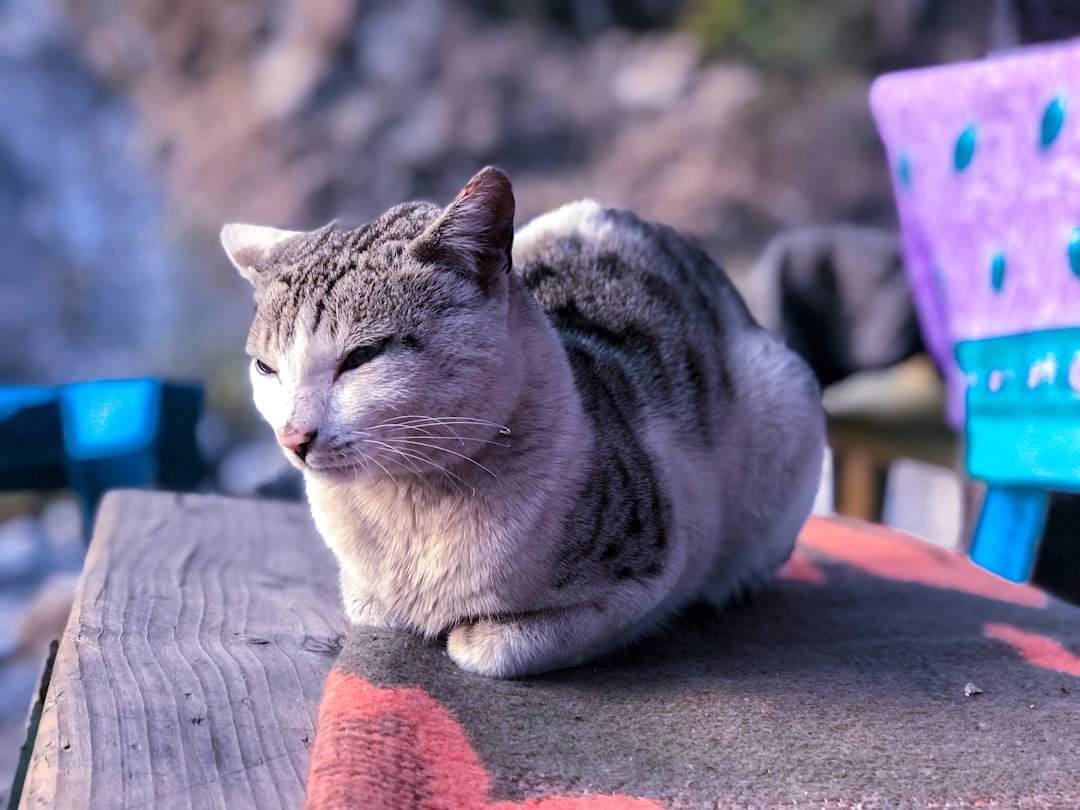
<box><xmin>251</xmin><ymin>325</ymin><xmax>341</xmax><ymax>443</ymax></box>
<box><xmin>513</xmin><ymin>200</ymin><xmax>605</xmax><ymax>259</ymax></box>
<box><xmin>221</xmin><ymin>223</ymin><xmax>305</xmax><ymax>282</ymax></box>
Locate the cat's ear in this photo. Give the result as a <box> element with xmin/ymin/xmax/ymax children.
<box><xmin>411</xmin><ymin>167</ymin><xmax>515</xmax><ymax>287</ymax></box>
<box><xmin>220</xmin><ymin>223</ymin><xmax>303</xmax><ymax>284</ymax></box>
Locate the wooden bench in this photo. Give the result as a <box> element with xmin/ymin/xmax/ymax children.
<box><xmin>16</xmin><ymin>490</ymin><xmax>344</xmax><ymax>809</ymax></box>
<box><xmin>15</xmin><ymin>488</ymin><xmax>1080</xmax><ymax>808</ymax></box>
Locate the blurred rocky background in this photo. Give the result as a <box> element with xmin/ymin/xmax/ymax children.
<box><xmin>1</xmin><ymin>0</ymin><xmax>1065</xmax><ymax>799</ymax></box>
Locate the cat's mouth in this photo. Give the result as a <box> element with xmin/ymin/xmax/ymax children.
<box><xmin>299</xmin><ymin>457</ymin><xmax>367</xmax><ymax>482</ymax></box>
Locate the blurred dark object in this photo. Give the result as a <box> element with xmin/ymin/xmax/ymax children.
<box><xmin>473</xmin><ymin>0</ymin><xmax>682</xmax><ymax>34</ymax></box>
<box><xmin>1033</xmin><ymin>493</ymin><xmax>1080</xmax><ymax>604</ymax></box>
<box><xmin>749</xmin><ymin>225</ymin><xmax>948</xmax><ymax>523</ymax></box>
<box><xmin>1008</xmin><ymin>0</ymin><xmax>1080</xmax><ymax>44</ymax></box>
<box><xmin>0</xmin><ymin>380</ymin><xmax>204</xmax><ymax>532</ymax></box>
<box><xmin>0</xmin><ymin>393</ymin><xmax>67</xmax><ymax>491</ymax></box>
<box><xmin>755</xmin><ymin>220</ymin><xmax>1078</xmax><ymax>605</ymax></box>
<box><xmin>752</xmin><ymin>225</ymin><xmax>923</xmax><ymax>388</ymax></box>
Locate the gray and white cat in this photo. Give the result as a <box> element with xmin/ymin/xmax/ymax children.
<box><xmin>222</xmin><ymin>167</ymin><xmax>824</xmax><ymax>677</ymax></box>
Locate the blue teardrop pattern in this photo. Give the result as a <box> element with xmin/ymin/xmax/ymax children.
<box><xmin>1041</xmin><ymin>96</ymin><xmax>1066</xmax><ymax>148</ymax></box>
<box><xmin>896</xmin><ymin>154</ymin><xmax>912</xmax><ymax>190</ymax></box>
<box><xmin>954</xmin><ymin>125</ymin><xmax>977</xmax><ymax>171</ymax></box>
<box><xmin>991</xmin><ymin>251</ymin><xmax>1006</xmax><ymax>292</ymax></box>
<box><xmin>1069</xmin><ymin>228</ymin><xmax>1080</xmax><ymax>278</ymax></box>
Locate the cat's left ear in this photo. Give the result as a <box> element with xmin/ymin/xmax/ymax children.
<box><xmin>220</xmin><ymin>223</ymin><xmax>304</xmax><ymax>285</ymax></box>
<box><xmin>411</xmin><ymin>166</ymin><xmax>515</xmax><ymax>288</ymax></box>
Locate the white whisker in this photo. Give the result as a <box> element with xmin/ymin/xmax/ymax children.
<box><xmin>367</xmin><ymin>439</ymin><xmax>471</xmax><ymax>494</ymax></box>
<box><xmin>375</xmin><ymin>415</ymin><xmax>512</xmax><ymax>435</ymax></box>
<box><xmin>383</xmin><ymin>437</ymin><xmax>499</xmax><ymax>479</ymax></box>
<box><xmin>377</xmin><ymin>429</ymin><xmax>511</xmax><ymax>449</ymax></box>
<box><xmin>329</xmin><ymin>446</ymin><xmax>391</xmax><ymax>487</ymax></box>
<box><xmin>362</xmin><ymin>451</ymin><xmax>400</xmax><ymax>489</ymax></box>
<box><xmin>366</xmin><ymin>440</ymin><xmax>427</xmax><ymax>476</ymax></box>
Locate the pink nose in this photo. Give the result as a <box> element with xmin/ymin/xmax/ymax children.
<box><xmin>277</xmin><ymin>426</ymin><xmax>316</xmax><ymax>461</ymax></box>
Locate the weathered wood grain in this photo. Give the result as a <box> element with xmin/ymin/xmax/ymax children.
<box><xmin>19</xmin><ymin>490</ymin><xmax>345</xmax><ymax>810</ymax></box>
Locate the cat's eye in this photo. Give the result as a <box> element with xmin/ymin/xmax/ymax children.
<box><xmin>254</xmin><ymin>359</ymin><xmax>277</xmax><ymax>376</ymax></box>
<box><xmin>339</xmin><ymin>337</ymin><xmax>390</xmax><ymax>375</ymax></box>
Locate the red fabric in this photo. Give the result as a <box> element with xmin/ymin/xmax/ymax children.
<box><xmin>984</xmin><ymin>622</ymin><xmax>1080</xmax><ymax>676</ymax></box>
<box><xmin>305</xmin><ymin>669</ymin><xmax>664</xmax><ymax>810</ymax></box>
<box><xmin>797</xmin><ymin>515</ymin><xmax>1047</xmax><ymax>608</ymax></box>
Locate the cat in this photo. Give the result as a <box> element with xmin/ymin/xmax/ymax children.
<box><xmin>221</xmin><ymin>167</ymin><xmax>825</xmax><ymax>677</ymax></box>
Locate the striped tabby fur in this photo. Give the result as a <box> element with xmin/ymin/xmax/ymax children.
<box><xmin>222</xmin><ymin>167</ymin><xmax>824</xmax><ymax>677</ymax></box>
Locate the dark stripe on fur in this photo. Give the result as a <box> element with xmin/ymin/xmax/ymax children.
<box><xmin>550</xmin><ymin>343</ymin><xmax>672</xmax><ymax>589</ymax></box>
<box><xmin>546</xmin><ymin>303</ymin><xmax>668</xmax><ymax>409</ymax></box>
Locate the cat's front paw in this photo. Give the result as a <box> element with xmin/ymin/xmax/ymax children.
<box><xmin>447</xmin><ymin>620</ymin><xmax>516</xmax><ymax>677</ymax></box>
<box><xmin>448</xmin><ymin>619</ymin><xmax>563</xmax><ymax>678</ymax></box>
<box><xmin>447</xmin><ymin>613</ymin><xmax>599</xmax><ymax>677</ymax></box>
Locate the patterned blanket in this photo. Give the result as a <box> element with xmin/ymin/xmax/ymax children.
<box><xmin>304</xmin><ymin>516</ymin><xmax>1080</xmax><ymax>809</ymax></box>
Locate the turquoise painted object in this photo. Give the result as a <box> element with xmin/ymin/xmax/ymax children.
<box><xmin>969</xmin><ymin>486</ymin><xmax>1049</xmax><ymax>583</ymax></box>
<box><xmin>0</xmin><ymin>387</ymin><xmax>67</xmax><ymax>490</ymax></box>
<box><xmin>60</xmin><ymin>379</ymin><xmax>162</xmax><ymax>461</ymax></box>
<box><xmin>0</xmin><ymin>386</ymin><xmax>53</xmax><ymax>418</ymax></box>
<box><xmin>872</xmin><ymin>40</ymin><xmax>1080</xmax><ymax>584</ymax></box>
<box><xmin>956</xmin><ymin>328</ymin><xmax>1080</xmax><ymax>488</ymax></box>
<box><xmin>955</xmin><ymin>328</ymin><xmax>1080</xmax><ymax>582</ymax></box>
<box><xmin>953</xmin><ymin>125</ymin><xmax>977</xmax><ymax>171</ymax></box>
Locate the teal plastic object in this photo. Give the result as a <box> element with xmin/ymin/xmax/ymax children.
<box><xmin>0</xmin><ymin>379</ymin><xmax>203</xmax><ymax>534</ymax></box>
<box><xmin>0</xmin><ymin>386</ymin><xmax>54</xmax><ymax>419</ymax></box>
<box><xmin>60</xmin><ymin>380</ymin><xmax>163</xmax><ymax>523</ymax></box>
<box><xmin>59</xmin><ymin>379</ymin><xmax>162</xmax><ymax>460</ymax></box>
<box><xmin>956</xmin><ymin>328</ymin><xmax>1080</xmax><ymax>489</ymax></box>
<box><xmin>956</xmin><ymin>328</ymin><xmax>1080</xmax><ymax>581</ymax></box>
<box><xmin>969</xmin><ymin>486</ymin><xmax>1048</xmax><ymax>583</ymax></box>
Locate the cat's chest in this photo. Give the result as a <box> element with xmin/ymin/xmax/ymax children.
<box><xmin>307</xmin><ymin>482</ymin><xmax>533</xmax><ymax>630</ymax></box>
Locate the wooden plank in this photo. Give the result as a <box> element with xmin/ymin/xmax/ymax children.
<box><xmin>18</xmin><ymin>490</ymin><xmax>344</xmax><ymax>810</ymax></box>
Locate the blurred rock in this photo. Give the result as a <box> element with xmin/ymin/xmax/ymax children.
<box><xmin>0</xmin><ymin>0</ymin><xmax>1002</xmax><ymax>451</ymax></box>
<box><xmin>0</xmin><ymin>0</ymin><xmax>189</xmax><ymax>385</ymax></box>
<box><xmin>38</xmin><ymin>499</ymin><xmax>85</xmax><ymax>557</ymax></box>
<box><xmin>0</xmin><ymin>517</ymin><xmax>47</xmax><ymax>586</ymax></box>
<box><xmin>610</xmin><ymin>33</ymin><xmax>699</xmax><ymax>111</ymax></box>
<box><xmin>216</xmin><ymin>438</ymin><xmax>295</xmax><ymax>497</ymax></box>
<box><xmin>883</xmin><ymin>458</ymin><xmax>962</xmax><ymax>550</ymax></box>
<box><xmin>0</xmin><ymin>508</ymin><xmax>85</xmax><ymax>588</ymax></box>
<box><xmin>45</xmin><ymin>0</ymin><xmax>898</xmax><ymax>246</ymax></box>
<box><xmin>13</xmin><ymin>572</ymin><xmax>79</xmax><ymax>659</ymax></box>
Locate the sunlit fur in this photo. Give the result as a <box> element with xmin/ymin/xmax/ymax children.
<box><xmin>223</xmin><ymin>167</ymin><xmax>825</xmax><ymax>677</ymax></box>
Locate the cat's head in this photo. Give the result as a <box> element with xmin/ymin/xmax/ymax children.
<box><xmin>222</xmin><ymin>167</ymin><xmax>518</xmax><ymax>485</ymax></box>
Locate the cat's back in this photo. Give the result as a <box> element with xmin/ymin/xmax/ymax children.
<box><xmin>514</xmin><ymin>200</ymin><xmax>752</xmax><ymax>338</ymax></box>
<box><xmin>513</xmin><ymin>200</ymin><xmax>765</xmax><ymax>436</ymax></box>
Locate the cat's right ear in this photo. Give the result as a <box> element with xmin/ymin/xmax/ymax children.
<box><xmin>220</xmin><ymin>224</ymin><xmax>303</xmax><ymax>284</ymax></box>
<box><xmin>410</xmin><ymin>167</ymin><xmax>516</xmax><ymax>290</ymax></box>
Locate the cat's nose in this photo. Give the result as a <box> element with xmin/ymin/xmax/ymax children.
<box><xmin>277</xmin><ymin>426</ymin><xmax>317</xmax><ymax>461</ymax></box>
